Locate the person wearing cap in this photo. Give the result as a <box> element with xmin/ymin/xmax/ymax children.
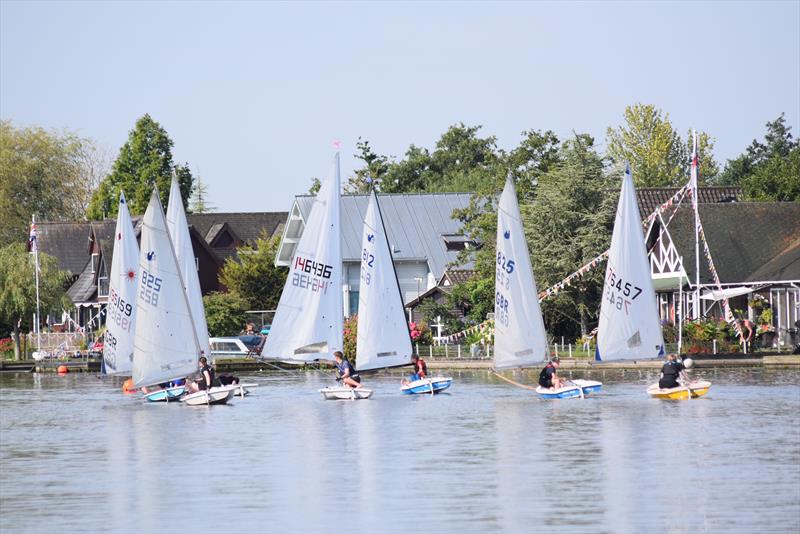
<box><xmin>538</xmin><ymin>357</ymin><xmax>564</xmax><ymax>389</ymax></box>
<box><xmin>658</xmin><ymin>353</ymin><xmax>685</xmax><ymax>389</ymax></box>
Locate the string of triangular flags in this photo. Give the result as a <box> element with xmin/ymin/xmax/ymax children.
<box><xmin>444</xmin><ymin>318</ymin><xmax>494</xmax><ymax>344</ymax></box>
<box><xmin>537</xmin><ymin>183</ymin><xmax>690</xmax><ymax>302</ymax></box>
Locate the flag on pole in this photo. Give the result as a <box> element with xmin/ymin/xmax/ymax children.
<box><xmin>690</xmin><ymin>130</ymin><xmax>699</xmax><ymax>204</ymax></box>
<box><xmin>28</xmin><ymin>219</ymin><xmax>38</xmax><ymax>253</ymax></box>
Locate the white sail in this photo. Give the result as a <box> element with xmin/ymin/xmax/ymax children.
<box><xmin>596</xmin><ymin>166</ymin><xmax>665</xmax><ymax>361</ymax></box>
<box><xmin>103</xmin><ymin>192</ymin><xmax>139</xmax><ymax>375</ymax></box>
<box><xmin>132</xmin><ymin>190</ymin><xmax>201</xmax><ymax>387</ymax></box>
<box><xmin>493</xmin><ymin>178</ymin><xmax>549</xmax><ymax>370</ymax></box>
<box><xmin>166</xmin><ymin>175</ymin><xmax>212</xmax><ymax>359</ymax></box>
<box><xmin>355</xmin><ymin>190</ymin><xmax>413</xmax><ymax>371</ymax></box>
<box><xmin>261</xmin><ymin>153</ymin><xmax>343</xmax><ymax>362</ymax></box>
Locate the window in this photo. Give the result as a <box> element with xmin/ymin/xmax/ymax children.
<box><xmin>348</xmin><ymin>291</ymin><xmax>359</xmax><ymax>316</ymax></box>
<box><xmin>90</xmin><ymin>253</ymin><xmax>99</xmax><ymax>274</ymax></box>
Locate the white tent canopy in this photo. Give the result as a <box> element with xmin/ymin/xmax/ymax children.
<box><xmin>700</xmin><ymin>286</ymin><xmax>754</xmax><ymax>301</ymax></box>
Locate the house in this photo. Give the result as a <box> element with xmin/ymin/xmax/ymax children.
<box><xmin>34</xmin><ymin>211</ymin><xmax>287</xmax><ymax>333</ymax></box>
<box><xmin>275</xmin><ymin>192</ymin><xmax>475</xmax><ymax>316</ymax></box>
<box><xmin>405</xmin><ymin>268</ymin><xmax>476</xmax><ymax>325</ymax></box>
<box><xmin>646</xmin><ymin>202</ymin><xmax>800</xmax><ymax>347</ymax></box>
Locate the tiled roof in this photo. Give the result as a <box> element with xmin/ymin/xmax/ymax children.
<box><xmin>188</xmin><ymin>212</ymin><xmax>286</xmax><ymax>247</ymax></box>
<box><xmin>637</xmin><ymin>186</ymin><xmax>742</xmax><ymax>217</ymax></box>
<box><xmin>66</xmin><ymin>260</ymin><xmax>96</xmax><ymax>303</ymax></box>
<box><xmin>445</xmin><ymin>269</ymin><xmax>477</xmax><ymax>286</ymax></box>
<box><xmin>662</xmin><ymin>202</ymin><xmax>800</xmax><ymax>284</ymax></box>
<box><xmin>35</xmin><ymin>222</ymin><xmax>92</xmax><ymax>275</ymax></box>
<box><xmin>292</xmin><ymin>192</ymin><xmax>473</xmax><ymax>279</ymax></box>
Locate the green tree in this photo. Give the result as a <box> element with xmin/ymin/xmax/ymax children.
<box><xmin>203</xmin><ymin>291</ymin><xmax>249</xmax><ymax>337</ymax></box>
<box><xmin>190</xmin><ymin>174</ymin><xmax>215</xmax><ymax>213</ymax></box>
<box><xmin>714</xmin><ymin>113</ymin><xmax>800</xmax><ymax>200</ymax></box>
<box><xmin>0</xmin><ymin>243</ymin><xmax>72</xmax><ymax>359</ymax></box>
<box><xmin>219</xmin><ymin>233</ymin><xmax>287</xmax><ymax>311</ymax></box>
<box><xmin>345</xmin><ymin>137</ymin><xmax>391</xmax><ymax>193</ymax></box>
<box><xmin>525</xmin><ymin>134</ymin><xmax>614</xmax><ymax>338</ymax></box>
<box><xmin>606</xmin><ymin>104</ymin><xmax>687</xmax><ymax>187</ymax></box>
<box><xmin>87</xmin><ymin>114</ymin><xmax>193</xmax><ymax>219</ymax></box>
<box><xmin>0</xmin><ymin>121</ymin><xmax>106</xmax><ymax>246</ymax></box>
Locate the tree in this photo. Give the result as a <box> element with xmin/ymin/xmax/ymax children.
<box><xmin>606</xmin><ymin>104</ymin><xmax>687</xmax><ymax>187</ymax></box>
<box><xmin>218</xmin><ymin>233</ymin><xmax>287</xmax><ymax>311</ymax></box>
<box><xmin>525</xmin><ymin>134</ymin><xmax>614</xmax><ymax>338</ymax></box>
<box><xmin>87</xmin><ymin>114</ymin><xmax>193</xmax><ymax>219</ymax></box>
<box><xmin>203</xmin><ymin>291</ymin><xmax>249</xmax><ymax>337</ymax></box>
<box><xmin>684</xmin><ymin>130</ymin><xmax>719</xmax><ymax>182</ymax></box>
<box><xmin>714</xmin><ymin>113</ymin><xmax>800</xmax><ymax>200</ymax></box>
<box><xmin>345</xmin><ymin>137</ymin><xmax>391</xmax><ymax>193</ymax></box>
<box><xmin>0</xmin><ymin>243</ymin><xmax>72</xmax><ymax>359</ymax></box>
<box><xmin>190</xmin><ymin>174</ymin><xmax>215</xmax><ymax>213</ymax></box>
<box><xmin>0</xmin><ymin>121</ymin><xmax>107</xmax><ymax>247</ymax></box>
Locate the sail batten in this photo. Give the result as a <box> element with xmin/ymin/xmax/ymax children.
<box><xmin>493</xmin><ymin>178</ymin><xmax>549</xmax><ymax>370</ymax></box>
<box><xmin>103</xmin><ymin>192</ymin><xmax>139</xmax><ymax>376</ymax></box>
<box><xmin>132</xmin><ymin>190</ymin><xmax>201</xmax><ymax>388</ymax></box>
<box><xmin>596</xmin><ymin>166</ymin><xmax>665</xmax><ymax>361</ymax></box>
<box><xmin>261</xmin><ymin>154</ymin><xmax>344</xmax><ymax>362</ymax></box>
<box><xmin>355</xmin><ymin>190</ymin><xmax>413</xmax><ymax>371</ymax></box>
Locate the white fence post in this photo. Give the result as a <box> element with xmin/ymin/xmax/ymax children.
<box><xmin>568</xmin><ymin>344</ymin><xmax>572</xmax><ymax>358</ymax></box>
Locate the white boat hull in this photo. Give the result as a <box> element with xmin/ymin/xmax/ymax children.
<box><xmin>318</xmin><ymin>387</ymin><xmax>373</xmax><ymax>400</ymax></box>
<box><xmin>182</xmin><ymin>387</ymin><xmax>234</xmax><ymax>406</ymax></box>
<box><xmin>536</xmin><ymin>379</ymin><xmax>603</xmax><ymax>399</ymax></box>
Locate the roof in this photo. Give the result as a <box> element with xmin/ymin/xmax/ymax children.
<box><xmin>35</xmin><ymin>222</ymin><xmax>93</xmax><ymax>276</ymax></box>
<box><xmin>187</xmin><ymin>212</ymin><xmax>286</xmax><ymax>246</ymax></box>
<box><xmin>442</xmin><ymin>268</ymin><xmax>477</xmax><ymax>286</ymax></box>
<box><xmin>66</xmin><ymin>260</ymin><xmax>96</xmax><ymax>303</ymax></box>
<box><xmin>661</xmin><ymin>202</ymin><xmax>800</xmax><ymax>284</ymax></box>
<box><xmin>290</xmin><ymin>192</ymin><xmax>473</xmax><ymax>279</ymax></box>
<box><xmin>636</xmin><ymin>186</ymin><xmax>742</xmax><ymax>217</ymax></box>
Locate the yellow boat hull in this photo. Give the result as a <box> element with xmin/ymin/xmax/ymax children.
<box><xmin>647</xmin><ymin>380</ymin><xmax>712</xmax><ymax>400</ymax></box>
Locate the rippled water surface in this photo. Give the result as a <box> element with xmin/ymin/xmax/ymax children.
<box><xmin>1</xmin><ymin>367</ymin><xmax>799</xmax><ymax>534</ymax></box>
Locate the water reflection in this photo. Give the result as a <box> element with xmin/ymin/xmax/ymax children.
<box><xmin>1</xmin><ymin>369</ymin><xmax>798</xmax><ymax>533</ymax></box>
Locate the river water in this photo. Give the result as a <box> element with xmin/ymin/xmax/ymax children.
<box><xmin>1</xmin><ymin>367</ymin><xmax>798</xmax><ymax>534</ymax></box>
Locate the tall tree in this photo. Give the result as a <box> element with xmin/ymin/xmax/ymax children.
<box><xmin>0</xmin><ymin>243</ymin><xmax>71</xmax><ymax>359</ymax></box>
<box><xmin>203</xmin><ymin>291</ymin><xmax>250</xmax><ymax>336</ymax></box>
<box><xmin>714</xmin><ymin>113</ymin><xmax>800</xmax><ymax>200</ymax></box>
<box><xmin>0</xmin><ymin>121</ymin><xmax>106</xmax><ymax>246</ymax></box>
<box><xmin>190</xmin><ymin>174</ymin><xmax>215</xmax><ymax>213</ymax></box>
<box><xmin>606</xmin><ymin>104</ymin><xmax>687</xmax><ymax>187</ymax></box>
<box><xmin>345</xmin><ymin>137</ymin><xmax>391</xmax><ymax>193</ymax></box>
<box><xmin>218</xmin><ymin>233</ymin><xmax>288</xmax><ymax>311</ymax></box>
<box><xmin>87</xmin><ymin>114</ymin><xmax>193</xmax><ymax>219</ymax></box>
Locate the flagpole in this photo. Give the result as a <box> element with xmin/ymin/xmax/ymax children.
<box><xmin>692</xmin><ymin>130</ymin><xmax>701</xmax><ymax>320</ymax></box>
<box><xmin>32</xmin><ymin>215</ymin><xmax>42</xmax><ymax>354</ymax></box>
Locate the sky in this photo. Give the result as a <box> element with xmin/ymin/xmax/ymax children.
<box><xmin>2</xmin><ymin>1</ymin><xmax>798</xmax><ymax>213</ymax></box>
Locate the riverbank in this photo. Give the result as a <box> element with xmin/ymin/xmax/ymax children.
<box><xmin>10</xmin><ymin>353</ymin><xmax>798</xmax><ymax>373</ymax></box>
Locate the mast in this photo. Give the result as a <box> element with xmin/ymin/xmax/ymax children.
<box><xmin>31</xmin><ymin>215</ymin><xmax>41</xmax><ymax>353</ymax></box>
<box><xmin>691</xmin><ymin>130</ymin><xmax>701</xmax><ymax>320</ymax></box>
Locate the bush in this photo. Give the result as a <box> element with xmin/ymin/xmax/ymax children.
<box><xmin>343</xmin><ymin>315</ymin><xmax>358</xmax><ymax>360</ymax></box>
<box><xmin>409</xmin><ymin>321</ymin><xmax>433</xmax><ymax>345</ymax></box>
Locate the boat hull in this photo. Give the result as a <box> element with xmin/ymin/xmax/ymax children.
<box><xmin>220</xmin><ymin>382</ymin><xmax>258</xmax><ymax>398</ymax></box>
<box><xmin>181</xmin><ymin>387</ymin><xmax>234</xmax><ymax>406</ymax></box>
<box><xmin>536</xmin><ymin>379</ymin><xmax>603</xmax><ymax>399</ymax></box>
<box><xmin>401</xmin><ymin>377</ymin><xmax>453</xmax><ymax>395</ymax></box>
<box><xmin>318</xmin><ymin>387</ymin><xmax>373</xmax><ymax>400</ymax></box>
<box><xmin>647</xmin><ymin>380</ymin><xmax>711</xmax><ymax>400</ymax></box>
<box><xmin>144</xmin><ymin>386</ymin><xmax>186</xmax><ymax>402</ymax></box>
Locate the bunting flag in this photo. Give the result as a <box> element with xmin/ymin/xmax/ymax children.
<box><xmin>696</xmin><ymin>216</ymin><xmax>743</xmax><ymax>337</ymax></box>
<box><xmin>444</xmin><ymin>319</ymin><xmax>494</xmax><ymax>344</ymax></box>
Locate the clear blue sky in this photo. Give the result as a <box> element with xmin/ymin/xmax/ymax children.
<box><xmin>2</xmin><ymin>1</ymin><xmax>798</xmax><ymax>213</ymax></box>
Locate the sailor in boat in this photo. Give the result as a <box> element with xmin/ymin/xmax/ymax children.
<box><xmin>658</xmin><ymin>354</ymin><xmax>686</xmax><ymax>389</ymax></box>
<box><xmin>187</xmin><ymin>356</ymin><xmax>219</xmax><ymax>393</ymax></box>
<box><xmin>538</xmin><ymin>357</ymin><xmax>565</xmax><ymax>390</ymax></box>
<box><xmin>401</xmin><ymin>354</ymin><xmax>428</xmax><ymax>386</ymax></box>
<box><xmin>141</xmin><ymin>378</ymin><xmax>186</xmax><ymax>394</ymax></box>
<box><xmin>334</xmin><ymin>351</ymin><xmax>362</xmax><ymax>389</ymax></box>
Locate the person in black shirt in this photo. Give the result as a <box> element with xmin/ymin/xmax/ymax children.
<box><xmin>334</xmin><ymin>351</ymin><xmax>362</xmax><ymax>388</ymax></box>
<box><xmin>538</xmin><ymin>358</ymin><xmax>564</xmax><ymax>389</ymax></box>
<box><xmin>658</xmin><ymin>354</ymin><xmax>685</xmax><ymax>389</ymax></box>
<box><xmin>188</xmin><ymin>356</ymin><xmax>217</xmax><ymax>393</ymax></box>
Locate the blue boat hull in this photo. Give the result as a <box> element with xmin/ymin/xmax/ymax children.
<box><xmin>536</xmin><ymin>380</ymin><xmax>602</xmax><ymax>399</ymax></box>
<box><xmin>401</xmin><ymin>377</ymin><xmax>453</xmax><ymax>395</ymax></box>
<box><xmin>144</xmin><ymin>386</ymin><xmax>185</xmax><ymax>402</ymax></box>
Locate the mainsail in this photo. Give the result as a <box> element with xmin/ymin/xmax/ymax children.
<box><xmin>596</xmin><ymin>166</ymin><xmax>665</xmax><ymax>361</ymax></box>
<box><xmin>493</xmin><ymin>178</ymin><xmax>549</xmax><ymax>370</ymax></box>
<box><xmin>132</xmin><ymin>190</ymin><xmax>201</xmax><ymax>387</ymax></box>
<box><xmin>166</xmin><ymin>175</ymin><xmax>212</xmax><ymax>358</ymax></box>
<box><xmin>355</xmin><ymin>190</ymin><xmax>413</xmax><ymax>371</ymax></box>
<box><xmin>103</xmin><ymin>192</ymin><xmax>139</xmax><ymax>375</ymax></box>
<box><xmin>261</xmin><ymin>153</ymin><xmax>343</xmax><ymax>362</ymax></box>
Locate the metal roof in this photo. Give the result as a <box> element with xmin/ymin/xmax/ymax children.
<box><xmin>291</xmin><ymin>192</ymin><xmax>473</xmax><ymax>279</ymax></box>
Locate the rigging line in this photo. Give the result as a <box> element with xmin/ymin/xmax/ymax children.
<box><xmin>490</xmin><ymin>368</ymin><xmax>538</xmax><ymax>391</ymax></box>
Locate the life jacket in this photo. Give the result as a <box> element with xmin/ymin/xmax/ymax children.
<box><xmin>538</xmin><ymin>364</ymin><xmax>554</xmax><ymax>386</ymax></box>
<box><xmin>415</xmin><ymin>359</ymin><xmax>428</xmax><ymax>378</ymax></box>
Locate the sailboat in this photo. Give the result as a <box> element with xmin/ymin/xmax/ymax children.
<box><xmin>492</xmin><ymin>177</ymin><xmax>601</xmax><ymax>399</ymax></box>
<box><xmin>132</xmin><ymin>189</ymin><xmax>232</xmax><ymax>405</ymax></box>
<box><xmin>103</xmin><ymin>192</ymin><xmax>139</xmax><ymax>377</ymax></box>
<box><xmin>260</xmin><ymin>153</ymin><xmax>348</xmax><ymax>394</ymax></box>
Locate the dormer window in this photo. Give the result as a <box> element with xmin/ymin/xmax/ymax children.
<box><xmin>91</xmin><ymin>253</ymin><xmax>99</xmax><ymax>274</ymax></box>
